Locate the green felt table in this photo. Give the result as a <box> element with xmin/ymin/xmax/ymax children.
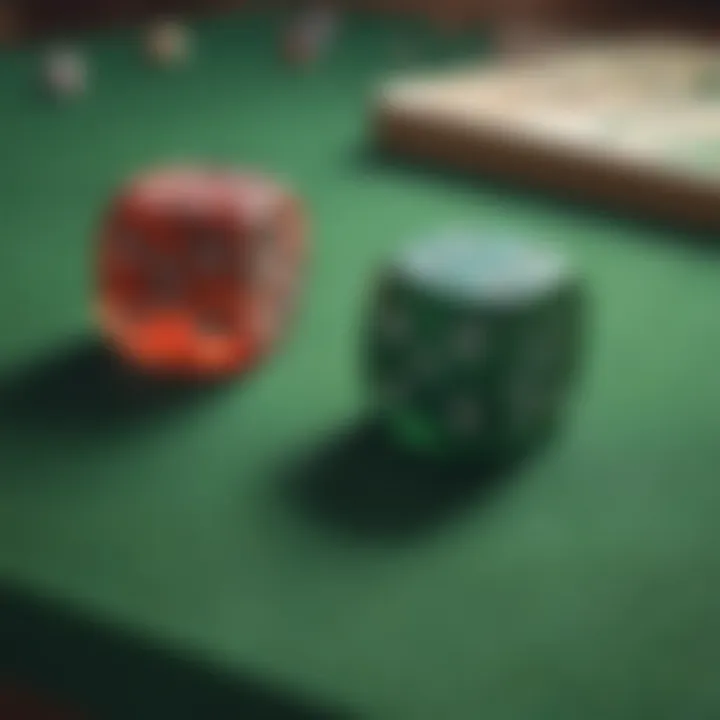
<box><xmin>1</xmin><ymin>9</ymin><xmax>720</xmax><ymax>720</ymax></box>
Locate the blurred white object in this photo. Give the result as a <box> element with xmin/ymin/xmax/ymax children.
<box><xmin>146</xmin><ymin>19</ymin><xmax>192</xmax><ymax>67</ymax></box>
<box><xmin>297</xmin><ymin>5</ymin><xmax>339</xmax><ymax>59</ymax></box>
<box><xmin>44</xmin><ymin>46</ymin><xmax>88</xmax><ymax>99</ymax></box>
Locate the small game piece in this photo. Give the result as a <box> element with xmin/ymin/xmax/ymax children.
<box><xmin>283</xmin><ymin>28</ymin><xmax>312</xmax><ymax>67</ymax></box>
<box><xmin>283</xmin><ymin>4</ymin><xmax>338</xmax><ymax>68</ymax></box>
<box><xmin>144</xmin><ymin>19</ymin><xmax>192</xmax><ymax>68</ymax></box>
<box><xmin>97</xmin><ymin>168</ymin><xmax>307</xmax><ymax>378</ymax></box>
<box><xmin>43</xmin><ymin>45</ymin><xmax>87</xmax><ymax>101</ymax></box>
<box><xmin>365</xmin><ymin>231</ymin><xmax>585</xmax><ymax>462</ymax></box>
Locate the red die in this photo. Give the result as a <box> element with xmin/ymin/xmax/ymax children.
<box><xmin>97</xmin><ymin>168</ymin><xmax>306</xmax><ymax>378</ymax></box>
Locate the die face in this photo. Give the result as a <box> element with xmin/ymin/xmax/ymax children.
<box><xmin>502</xmin><ymin>282</ymin><xmax>584</xmax><ymax>396</ymax></box>
<box><xmin>488</xmin><ymin>280</ymin><xmax>586</xmax><ymax>451</ymax></box>
<box><xmin>99</xmin><ymin>214</ymin><xmax>249</xmax><ymax>376</ymax></box>
<box><xmin>368</xmin><ymin>275</ymin><xmax>507</xmax><ymax>455</ymax></box>
<box><xmin>98</xmin><ymin>170</ymin><xmax>305</xmax><ymax>377</ymax></box>
<box><xmin>245</xmin><ymin>196</ymin><xmax>306</xmax><ymax>348</ymax></box>
<box><xmin>250</xmin><ymin>199</ymin><xmax>304</xmax><ymax>306</ymax></box>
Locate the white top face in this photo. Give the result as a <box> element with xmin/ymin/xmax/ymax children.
<box><xmin>397</xmin><ymin>232</ymin><xmax>571</xmax><ymax>304</ymax></box>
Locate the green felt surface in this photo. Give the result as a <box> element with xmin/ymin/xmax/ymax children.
<box><xmin>2</xmin><ymin>10</ymin><xmax>720</xmax><ymax>720</ymax></box>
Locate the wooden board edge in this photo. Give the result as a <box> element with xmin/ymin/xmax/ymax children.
<box><xmin>373</xmin><ymin>101</ymin><xmax>720</xmax><ymax>232</ymax></box>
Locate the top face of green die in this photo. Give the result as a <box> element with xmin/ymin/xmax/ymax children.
<box><xmin>394</xmin><ymin>232</ymin><xmax>574</xmax><ymax>307</ymax></box>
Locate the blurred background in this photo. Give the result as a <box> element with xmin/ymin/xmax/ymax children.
<box><xmin>2</xmin><ymin>0</ymin><xmax>720</xmax><ymax>45</ymax></box>
<box><xmin>3</xmin><ymin>1</ymin><xmax>720</xmax><ymax>719</ymax></box>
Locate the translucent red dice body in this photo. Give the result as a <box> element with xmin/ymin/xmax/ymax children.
<box><xmin>97</xmin><ymin>168</ymin><xmax>306</xmax><ymax>378</ymax></box>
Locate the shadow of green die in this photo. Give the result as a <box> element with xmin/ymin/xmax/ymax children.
<box><xmin>365</xmin><ymin>230</ymin><xmax>586</xmax><ymax>464</ymax></box>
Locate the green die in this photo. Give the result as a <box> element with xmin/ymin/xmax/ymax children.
<box><xmin>365</xmin><ymin>232</ymin><xmax>585</xmax><ymax>463</ymax></box>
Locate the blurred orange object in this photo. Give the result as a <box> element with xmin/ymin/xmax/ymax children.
<box><xmin>283</xmin><ymin>30</ymin><xmax>314</xmax><ymax>66</ymax></box>
<box><xmin>97</xmin><ymin>168</ymin><xmax>306</xmax><ymax>379</ymax></box>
